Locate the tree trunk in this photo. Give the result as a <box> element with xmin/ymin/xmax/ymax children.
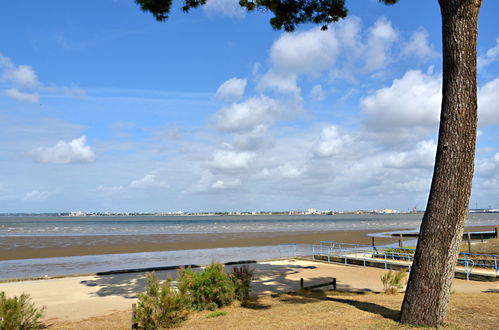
<box><xmin>400</xmin><ymin>0</ymin><xmax>482</xmax><ymax>326</ymax></box>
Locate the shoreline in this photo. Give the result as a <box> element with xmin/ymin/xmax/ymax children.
<box><xmin>0</xmin><ymin>225</ymin><xmax>493</xmax><ymax>261</ymax></box>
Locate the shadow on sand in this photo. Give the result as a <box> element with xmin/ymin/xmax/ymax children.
<box><xmin>78</xmin><ymin>259</ymin><xmax>400</xmax><ymax>322</ymax></box>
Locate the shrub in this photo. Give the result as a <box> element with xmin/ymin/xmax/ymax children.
<box><xmin>229</xmin><ymin>265</ymin><xmax>254</xmax><ymax>301</ymax></box>
<box><xmin>380</xmin><ymin>269</ymin><xmax>408</xmax><ymax>294</ymax></box>
<box><xmin>178</xmin><ymin>263</ymin><xmax>235</xmax><ymax>311</ymax></box>
<box><xmin>134</xmin><ymin>272</ymin><xmax>190</xmax><ymax>329</ymax></box>
<box><xmin>0</xmin><ymin>291</ymin><xmax>44</xmax><ymax>330</ymax></box>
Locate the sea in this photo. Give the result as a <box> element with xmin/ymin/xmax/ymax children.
<box><xmin>0</xmin><ymin>213</ymin><xmax>497</xmax><ymax>279</ymax></box>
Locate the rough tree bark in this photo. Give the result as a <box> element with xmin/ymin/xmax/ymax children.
<box><xmin>400</xmin><ymin>0</ymin><xmax>482</xmax><ymax>326</ymax></box>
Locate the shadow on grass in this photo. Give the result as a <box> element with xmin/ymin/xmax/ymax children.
<box><xmin>241</xmin><ymin>297</ymin><xmax>272</xmax><ymax>310</ymax></box>
<box><xmin>278</xmin><ymin>290</ymin><xmax>400</xmax><ymax>322</ymax></box>
<box><xmin>325</xmin><ymin>296</ymin><xmax>400</xmax><ymax>322</ymax></box>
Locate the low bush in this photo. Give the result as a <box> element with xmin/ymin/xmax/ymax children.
<box><xmin>134</xmin><ymin>272</ymin><xmax>190</xmax><ymax>329</ymax></box>
<box><xmin>380</xmin><ymin>269</ymin><xmax>407</xmax><ymax>294</ymax></box>
<box><xmin>0</xmin><ymin>291</ymin><xmax>44</xmax><ymax>330</ymax></box>
<box><xmin>178</xmin><ymin>263</ymin><xmax>235</xmax><ymax>311</ymax></box>
<box><xmin>229</xmin><ymin>265</ymin><xmax>254</xmax><ymax>301</ymax></box>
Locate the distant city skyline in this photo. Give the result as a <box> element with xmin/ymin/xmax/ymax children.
<box><xmin>1</xmin><ymin>1</ymin><xmax>499</xmax><ymax>212</ymax></box>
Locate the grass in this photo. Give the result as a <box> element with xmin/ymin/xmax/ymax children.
<box><xmin>205</xmin><ymin>311</ymin><xmax>227</xmax><ymax>318</ymax></box>
<box><xmin>47</xmin><ymin>291</ymin><xmax>499</xmax><ymax>329</ymax></box>
<box><xmin>461</xmin><ymin>239</ymin><xmax>499</xmax><ymax>255</ymax></box>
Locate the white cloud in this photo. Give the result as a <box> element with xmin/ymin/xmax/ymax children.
<box><xmin>275</xmin><ymin>163</ymin><xmax>303</xmax><ymax>179</ymax></box>
<box><xmin>213</xmin><ymin>95</ymin><xmax>283</xmax><ymax>132</ymax></box>
<box><xmin>402</xmin><ymin>28</ymin><xmax>438</xmax><ymax>59</ymax></box>
<box><xmin>257</xmin><ymin>71</ymin><xmax>300</xmax><ymax>94</ymax></box>
<box><xmin>30</xmin><ymin>136</ymin><xmax>96</xmax><ymax>164</ymax></box>
<box><xmin>309</xmin><ymin>84</ymin><xmax>325</xmax><ymax>102</ymax></box>
<box><xmin>3</xmin><ymin>88</ymin><xmax>39</xmax><ymax>103</ymax></box>
<box><xmin>478</xmin><ymin>78</ymin><xmax>499</xmax><ymax>126</ymax></box>
<box><xmin>211</xmin><ymin>150</ymin><xmax>255</xmax><ymax>170</ymax></box>
<box><xmin>211</xmin><ymin>178</ymin><xmax>241</xmax><ymax>189</ymax></box>
<box><xmin>129</xmin><ymin>174</ymin><xmax>168</xmax><ymax>189</ymax></box>
<box><xmin>202</xmin><ymin>0</ymin><xmax>246</xmax><ymax>18</ymax></box>
<box><xmin>215</xmin><ymin>77</ymin><xmax>247</xmax><ymax>102</ymax></box>
<box><xmin>270</xmin><ymin>27</ymin><xmax>339</xmax><ymax>76</ymax></box>
<box><xmin>361</xmin><ymin>69</ymin><xmax>441</xmax><ymax>130</ymax></box>
<box><xmin>232</xmin><ymin>125</ymin><xmax>274</xmax><ymax>150</ymax></box>
<box><xmin>0</xmin><ymin>53</ymin><xmax>84</xmax><ymax>104</ymax></box>
<box><xmin>313</xmin><ymin>126</ymin><xmax>356</xmax><ymax>159</ymax></box>
<box><xmin>23</xmin><ymin>190</ymin><xmax>53</xmax><ymax>202</ymax></box>
<box><xmin>478</xmin><ymin>37</ymin><xmax>499</xmax><ymax>69</ymax></box>
<box><xmin>364</xmin><ymin>17</ymin><xmax>398</xmax><ymax>71</ymax></box>
<box><xmin>0</xmin><ymin>54</ymin><xmax>39</xmax><ymax>87</ymax></box>
<box><xmin>383</xmin><ymin>140</ymin><xmax>436</xmax><ymax>169</ymax></box>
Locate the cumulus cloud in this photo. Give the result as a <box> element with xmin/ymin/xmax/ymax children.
<box><xmin>478</xmin><ymin>78</ymin><xmax>499</xmax><ymax>126</ymax></box>
<box><xmin>364</xmin><ymin>17</ymin><xmax>398</xmax><ymax>71</ymax></box>
<box><xmin>129</xmin><ymin>174</ymin><xmax>168</xmax><ymax>189</ymax></box>
<box><xmin>202</xmin><ymin>0</ymin><xmax>245</xmax><ymax>18</ymax></box>
<box><xmin>361</xmin><ymin>69</ymin><xmax>441</xmax><ymax>130</ymax></box>
<box><xmin>402</xmin><ymin>28</ymin><xmax>438</xmax><ymax>59</ymax></box>
<box><xmin>313</xmin><ymin>126</ymin><xmax>356</xmax><ymax>159</ymax></box>
<box><xmin>0</xmin><ymin>54</ymin><xmax>39</xmax><ymax>87</ymax></box>
<box><xmin>23</xmin><ymin>190</ymin><xmax>53</xmax><ymax>202</ymax></box>
<box><xmin>383</xmin><ymin>140</ymin><xmax>436</xmax><ymax>169</ymax></box>
<box><xmin>275</xmin><ymin>163</ymin><xmax>303</xmax><ymax>179</ymax></box>
<box><xmin>213</xmin><ymin>95</ymin><xmax>283</xmax><ymax>132</ymax></box>
<box><xmin>211</xmin><ymin>150</ymin><xmax>255</xmax><ymax>170</ymax></box>
<box><xmin>3</xmin><ymin>88</ymin><xmax>39</xmax><ymax>103</ymax></box>
<box><xmin>211</xmin><ymin>178</ymin><xmax>241</xmax><ymax>189</ymax></box>
<box><xmin>215</xmin><ymin>77</ymin><xmax>247</xmax><ymax>102</ymax></box>
<box><xmin>270</xmin><ymin>27</ymin><xmax>339</xmax><ymax>76</ymax></box>
<box><xmin>478</xmin><ymin>37</ymin><xmax>499</xmax><ymax>69</ymax></box>
<box><xmin>0</xmin><ymin>53</ymin><xmax>84</xmax><ymax>103</ymax></box>
<box><xmin>30</xmin><ymin>136</ymin><xmax>96</xmax><ymax>164</ymax></box>
<box><xmin>232</xmin><ymin>125</ymin><xmax>274</xmax><ymax>150</ymax></box>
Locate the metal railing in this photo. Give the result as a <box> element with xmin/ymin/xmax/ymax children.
<box><xmin>312</xmin><ymin>241</ymin><xmax>498</xmax><ymax>280</ymax></box>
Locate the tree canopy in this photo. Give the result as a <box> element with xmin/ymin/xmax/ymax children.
<box><xmin>136</xmin><ymin>0</ymin><xmax>398</xmax><ymax>31</ymax></box>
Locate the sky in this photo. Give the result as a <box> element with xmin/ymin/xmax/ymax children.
<box><xmin>1</xmin><ymin>0</ymin><xmax>499</xmax><ymax>213</ymax></box>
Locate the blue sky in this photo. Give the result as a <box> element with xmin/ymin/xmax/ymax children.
<box><xmin>1</xmin><ymin>0</ymin><xmax>499</xmax><ymax>213</ymax></box>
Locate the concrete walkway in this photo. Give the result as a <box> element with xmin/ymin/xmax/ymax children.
<box><xmin>0</xmin><ymin>259</ymin><xmax>497</xmax><ymax>322</ymax></box>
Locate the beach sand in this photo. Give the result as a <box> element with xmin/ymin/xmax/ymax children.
<box><xmin>0</xmin><ymin>259</ymin><xmax>496</xmax><ymax>322</ymax></box>
<box><xmin>1</xmin><ymin>225</ymin><xmax>492</xmax><ymax>261</ymax></box>
<box><xmin>0</xmin><ymin>229</ymin><xmax>401</xmax><ymax>260</ymax></box>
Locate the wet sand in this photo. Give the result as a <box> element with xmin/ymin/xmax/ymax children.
<box><xmin>0</xmin><ymin>225</ymin><xmax>493</xmax><ymax>261</ymax></box>
<box><xmin>1</xmin><ymin>229</ymin><xmax>400</xmax><ymax>261</ymax></box>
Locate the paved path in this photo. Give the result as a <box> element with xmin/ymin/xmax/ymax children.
<box><xmin>0</xmin><ymin>259</ymin><xmax>497</xmax><ymax>321</ymax></box>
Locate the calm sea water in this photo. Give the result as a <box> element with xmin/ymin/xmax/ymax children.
<box><xmin>1</xmin><ymin>213</ymin><xmax>497</xmax><ymax>237</ymax></box>
<box><xmin>0</xmin><ymin>214</ymin><xmax>496</xmax><ymax>279</ymax></box>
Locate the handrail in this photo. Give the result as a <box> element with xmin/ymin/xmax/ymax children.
<box><xmin>311</xmin><ymin>240</ymin><xmax>498</xmax><ymax>280</ymax></box>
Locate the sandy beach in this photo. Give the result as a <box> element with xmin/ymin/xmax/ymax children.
<box><xmin>0</xmin><ymin>229</ymin><xmax>401</xmax><ymax>261</ymax></box>
<box><xmin>0</xmin><ymin>259</ymin><xmax>496</xmax><ymax>323</ymax></box>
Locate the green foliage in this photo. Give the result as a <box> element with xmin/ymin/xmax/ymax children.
<box><xmin>178</xmin><ymin>263</ymin><xmax>235</xmax><ymax>311</ymax></box>
<box><xmin>205</xmin><ymin>310</ymin><xmax>227</xmax><ymax>318</ymax></box>
<box><xmin>229</xmin><ymin>265</ymin><xmax>254</xmax><ymax>301</ymax></box>
<box><xmin>134</xmin><ymin>272</ymin><xmax>190</xmax><ymax>329</ymax></box>
<box><xmin>0</xmin><ymin>291</ymin><xmax>44</xmax><ymax>330</ymax></box>
<box><xmin>135</xmin><ymin>0</ymin><xmax>399</xmax><ymax>31</ymax></box>
<box><xmin>380</xmin><ymin>269</ymin><xmax>408</xmax><ymax>294</ymax></box>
